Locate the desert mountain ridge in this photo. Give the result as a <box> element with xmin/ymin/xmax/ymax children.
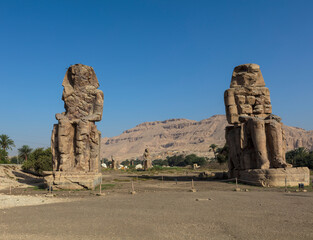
<box><xmin>100</xmin><ymin>115</ymin><xmax>313</xmax><ymax>161</ymax></box>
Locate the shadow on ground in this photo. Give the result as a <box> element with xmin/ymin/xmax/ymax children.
<box><xmin>12</xmin><ymin>170</ymin><xmax>44</xmax><ymax>187</ymax></box>
<box><xmin>128</xmin><ymin>175</ymin><xmax>233</xmax><ymax>183</ymax></box>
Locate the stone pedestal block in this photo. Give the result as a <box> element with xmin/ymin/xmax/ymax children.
<box><xmin>237</xmin><ymin>167</ymin><xmax>310</xmax><ymax>187</ymax></box>
<box><xmin>44</xmin><ymin>172</ymin><xmax>102</xmax><ymax>190</ymax></box>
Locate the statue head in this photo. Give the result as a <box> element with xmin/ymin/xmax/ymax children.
<box><xmin>61</xmin><ymin>64</ymin><xmax>101</xmax><ymax>118</ymax></box>
<box><xmin>225</xmin><ymin>64</ymin><xmax>272</xmax><ymax>124</ymax></box>
<box><xmin>62</xmin><ymin>64</ymin><xmax>99</xmax><ymax>90</ymax></box>
<box><xmin>230</xmin><ymin>64</ymin><xmax>265</xmax><ymax>88</ymax></box>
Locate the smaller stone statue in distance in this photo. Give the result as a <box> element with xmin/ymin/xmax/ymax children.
<box><xmin>143</xmin><ymin>148</ymin><xmax>152</xmax><ymax>170</ymax></box>
<box><xmin>111</xmin><ymin>155</ymin><xmax>119</xmax><ymax>170</ymax></box>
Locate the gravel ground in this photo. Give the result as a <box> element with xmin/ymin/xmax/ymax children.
<box><xmin>0</xmin><ymin>193</ymin><xmax>68</xmax><ymax>209</ymax></box>
<box><xmin>0</xmin><ymin>173</ymin><xmax>313</xmax><ymax>240</ymax></box>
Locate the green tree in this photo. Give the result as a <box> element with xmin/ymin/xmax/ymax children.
<box><xmin>216</xmin><ymin>144</ymin><xmax>229</xmax><ymax>164</ymax></box>
<box><xmin>9</xmin><ymin>156</ymin><xmax>21</xmax><ymax>164</ymax></box>
<box><xmin>121</xmin><ymin>159</ymin><xmax>130</xmax><ymax>167</ymax></box>
<box><xmin>101</xmin><ymin>158</ymin><xmax>109</xmax><ymax>164</ymax></box>
<box><xmin>286</xmin><ymin>147</ymin><xmax>308</xmax><ymax>165</ymax></box>
<box><xmin>18</xmin><ymin>145</ymin><xmax>33</xmax><ymax>162</ymax></box>
<box><xmin>167</xmin><ymin>155</ymin><xmax>185</xmax><ymax>166</ymax></box>
<box><xmin>152</xmin><ymin>159</ymin><xmax>168</xmax><ymax>166</ymax></box>
<box><xmin>22</xmin><ymin>147</ymin><xmax>52</xmax><ymax>174</ymax></box>
<box><xmin>209</xmin><ymin>144</ymin><xmax>218</xmax><ymax>160</ymax></box>
<box><xmin>165</xmin><ymin>154</ymin><xmax>207</xmax><ymax>167</ymax></box>
<box><xmin>184</xmin><ymin>154</ymin><xmax>207</xmax><ymax>166</ymax></box>
<box><xmin>0</xmin><ymin>134</ymin><xmax>15</xmax><ymax>151</ymax></box>
<box><xmin>286</xmin><ymin>148</ymin><xmax>313</xmax><ymax>169</ymax></box>
<box><xmin>0</xmin><ymin>149</ymin><xmax>9</xmax><ymax>164</ymax></box>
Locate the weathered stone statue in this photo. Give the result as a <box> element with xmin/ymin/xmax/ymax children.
<box><xmin>143</xmin><ymin>148</ymin><xmax>152</xmax><ymax>170</ymax></box>
<box><xmin>111</xmin><ymin>155</ymin><xmax>119</xmax><ymax>170</ymax></box>
<box><xmin>47</xmin><ymin>64</ymin><xmax>103</xmax><ymax>189</ymax></box>
<box><xmin>224</xmin><ymin>64</ymin><xmax>309</xmax><ymax>186</ymax></box>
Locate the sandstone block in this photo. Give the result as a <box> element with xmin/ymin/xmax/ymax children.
<box><xmin>264</xmin><ymin>104</ymin><xmax>272</xmax><ymax>114</ymax></box>
<box><xmin>238</xmin><ymin>167</ymin><xmax>310</xmax><ymax>187</ymax></box>
<box><xmin>246</xmin><ymin>96</ymin><xmax>255</xmax><ymax>105</ymax></box>
<box><xmin>253</xmin><ymin>105</ymin><xmax>264</xmax><ymax>114</ymax></box>
<box><xmin>235</xmin><ymin>95</ymin><xmax>246</xmax><ymax>105</ymax></box>
<box><xmin>224</xmin><ymin>89</ymin><xmax>236</xmax><ymax>106</ymax></box>
<box><xmin>238</xmin><ymin>104</ymin><xmax>252</xmax><ymax>114</ymax></box>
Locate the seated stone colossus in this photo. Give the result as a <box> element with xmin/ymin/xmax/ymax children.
<box><xmin>48</xmin><ymin>64</ymin><xmax>103</xmax><ymax>189</ymax></box>
<box><xmin>224</xmin><ymin>64</ymin><xmax>309</xmax><ymax>187</ymax></box>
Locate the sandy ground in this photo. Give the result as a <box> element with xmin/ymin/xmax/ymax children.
<box><xmin>1</xmin><ymin>190</ymin><xmax>313</xmax><ymax>240</ymax></box>
<box><xmin>0</xmin><ymin>193</ymin><xmax>68</xmax><ymax>209</ymax></box>
<box><xmin>0</xmin><ymin>165</ymin><xmax>43</xmax><ymax>190</ymax></box>
<box><xmin>0</xmin><ymin>169</ymin><xmax>313</xmax><ymax>239</ymax></box>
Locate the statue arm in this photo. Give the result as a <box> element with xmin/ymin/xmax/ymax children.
<box><xmin>82</xmin><ymin>90</ymin><xmax>104</xmax><ymax>122</ymax></box>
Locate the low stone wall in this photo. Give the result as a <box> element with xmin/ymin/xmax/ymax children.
<box><xmin>238</xmin><ymin>167</ymin><xmax>310</xmax><ymax>187</ymax></box>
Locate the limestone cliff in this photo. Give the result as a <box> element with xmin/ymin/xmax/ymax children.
<box><xmin>100</xmin><ymin>115</ymin><xmax>313</xmax><ymax>160</ymax></box>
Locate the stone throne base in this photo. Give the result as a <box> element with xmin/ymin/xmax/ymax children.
<box><xmin>230</xmin><ymin>167</ymin><xmax>310</xmax><ymax>187</ymax></box>
<box><xmin>44</xmin><ymin>172</ymin><xmax>102</xmax><ymax>190</ymax></box>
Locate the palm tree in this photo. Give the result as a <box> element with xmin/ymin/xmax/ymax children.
<box><xmin>209</xmin><ymin>144</ymin><xmax>218</xmax><ymax>160</ymax></box>
<box><xmin>18</xmin><ymin>145</ymin><xmax>32</xmax><ymax>162</ymax></box>
<box><xmin>0</xmin><ymin>134</ymin><xmax>15</xmax><ymax>151</ymax></box>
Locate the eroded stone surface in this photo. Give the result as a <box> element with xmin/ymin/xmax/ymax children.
<box><xmin>225</xmin><ymin>64</ymin><xmax>271</xmax><ymax>124</ymax></box>
<box><xmin>111</xmin><ymin>155</ymin><xmax>119</xmax><ymax>170</ymax></box>
<box><xmin>143</xmin><ymin>148</ymin><xmax>152</xmax><ymax>170</ymax></box>
<box><xmin>239</xmin><ymin>167</ymin><xmax>310</xmax><ymax>187</ymax></box>
<box><xmin>225</xmin><ymin>64</ymin><xmax>292</xmax><ymax>180</ymax></box>
<box><xmin>49</xmin><ymin>64</ymin><xmax>104</xmax><ymax>189</ymax></box>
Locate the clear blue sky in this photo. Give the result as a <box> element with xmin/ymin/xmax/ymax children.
<box><xmin>0</xmin><ymin>0</ymin><xmax>312</xmax><ymax>155</ymax></box>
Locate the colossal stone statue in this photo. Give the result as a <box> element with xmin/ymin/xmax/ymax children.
<box><xmin>224</xmin><ymin>64</ymin><xmax>309</xmax><ymax>186</ymax></box>
<box><xmin>48</xmin><ymin>64</ymin><xmax>103</xmax><ymax>189</ymax></box>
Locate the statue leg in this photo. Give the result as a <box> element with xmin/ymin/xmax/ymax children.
<box><xmin>226</xmin><ymin>126</ymin><xmax>241</xmax><ymax>177</ymax></box>
<box><xmin>265</xmin><ymin>120</ymin><xmax>287</xmax><ymax>168</ymax></box>
<box><xmin>248</xmin><ymin>118</ymin><xmax>270</xmax><ymax>169</ymax></box>
<box><xmin>51</xmin><ymin>124</ymin><xmax>59</xmax><ymax>171</ymax></box>
<box><xmin>57</xmin><ymin>118</ymin><xmax>74</xmax><ymax>171</ymax></box>
<box><xmin>76</xmin><ymin>120</ymin><xmax>91</xmax><ymax>171</ymax></box>
<box><xmin>89</xmin><ymin>124</ymin><xmax>100</xmax><ymax>172</ymax></box>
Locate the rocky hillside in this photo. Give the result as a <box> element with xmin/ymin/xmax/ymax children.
<box><xmin>100</xmin><ymin>115</ymin><xmax>313</xmax><ymax>161</ymax></box>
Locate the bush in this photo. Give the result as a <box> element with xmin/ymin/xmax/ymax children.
<box><xmin>167</xmin><ymin>155</ymin><xmax>185</xmax><ymax>166</ymax></box>
<box><xmin>133</xmin><ymin>159</ymin><xmax>143</xmax><ymax>165</ymax></box>
<box><xmin>22</xmin><ymin>148</ymin><xmax>52</xmax><ymax>174</ymax></box>
<box><xmin>215</xmin><ymin>145</ymin><xmax>229</xmax><ymax>164</ymax></box>
<box><xmin>101</xmin><ymin>158</ymin><xmax>109</xmax><ymax>164</ymax></box>
<box><xmin>121</xmin><ymin>159</ymin><xmax>130</xmax><ymax>166</ymax></box>
<box><xmin>9</xmin><ymin>156</ymin><xmax>22</xmax><ymax>164</ymax></box>
<box><xmin>164</xmin><ymin>154</ymin><xmax>207</xmax><ymax>167</ymax></box>
<box><xmin>286</xmin><ymin>148</ymin><xmax>313</xmax><ymax>169</ymax></box>
<box><xmin>185</xmin><ymin>154</ymin><xmax>206</xmax><ymax>166</ymax></box>
<box><xmin>152</xmin><ymin>159</ymin><xmax>168</xmax><ymax>166</ymax></box>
